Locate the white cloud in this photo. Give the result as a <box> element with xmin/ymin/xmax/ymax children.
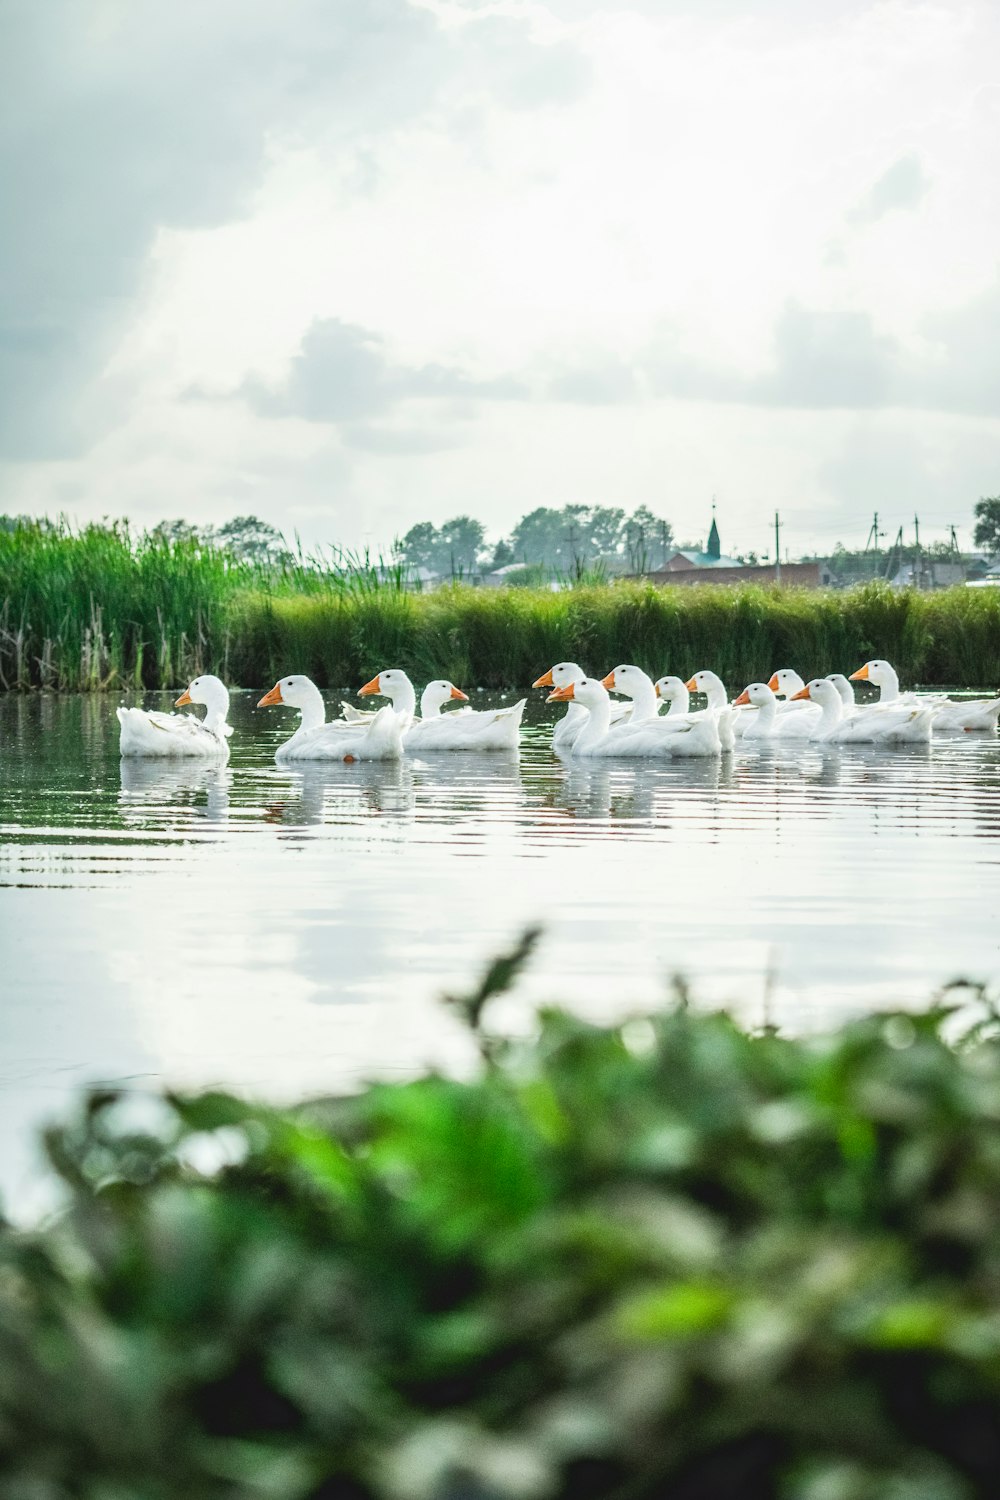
<box><xmin>2</xmin><ymin>0</ymin><xmax>998</xmax><ymax>554</ymax></box>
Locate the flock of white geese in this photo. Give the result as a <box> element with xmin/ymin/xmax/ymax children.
<box><xmin>116</xmin><ymin>659</ymin><xmax>1000</xmax><ymax>763</ymax></box>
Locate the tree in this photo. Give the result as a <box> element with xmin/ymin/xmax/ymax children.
<box><xmin>438</xmin><ymin>515</ymin><xmax>486</xmax><ymax>577</ymax></box>
<box><xmin>213</xmin><ymin>515</ymin><xmax>290</xmax><ymax>563</ymax></box>
<box><xmin>397</xmin><ymin>521</ymin><xmax>440</xmax><ymax>573</ymax></box>
<box><xmin>149</xmin><ymin>519</ymin><xmax>204</xmax><ymax>546</ymax></box>
<box><xmin>489</xmin><ymin>537</ymin><xmax>515</xmax><ymax>570</ymax></box>
<box><xmin>973</xmin><ymin>497</ymin><xmax>1000</xmax><ymax>554</ymax></box>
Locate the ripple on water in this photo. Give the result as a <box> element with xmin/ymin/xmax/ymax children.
<box><xmin>1</xmin><ymin>688</ymin><xmax>999</xmax><ymax>1208</ymax></box>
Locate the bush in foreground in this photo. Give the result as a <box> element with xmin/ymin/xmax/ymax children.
<box><xmin>3</xmin><ymin>939</ymin><xmax>1000</xmax><ymax>1498</ymax></box>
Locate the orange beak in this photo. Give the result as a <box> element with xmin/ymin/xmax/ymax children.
<box><xmin>359</xmin><ymin>675</ymin><xmax>382</xmax><ymax>697</ymax></box>
<box><xmin>532</xmin><ymin>668</ymin><xmax>554</xmax><ymax>689</ymax></box>
<box><xmin>791</xmin><ymin>685</ymin><xmax>811</xmax><ymax>701</ymax></box>
<box><xmin>849</xmin><ymin>664</ymin><xmax>870</xmax><ymax>681</ymax></box>
<box><xmin>684</xmin><ymin>676</ymin><xmax>698</xmax><ymax>692</ymax></box>
<box><xmin>548</xmin><ymin>683</ymin><xmax>575</xmax><ymax>703</ymax></box>
<box><xmin>450</xmin><ymin>685</ymin><xmax>469</xmax><ymax>701</ymax></box>
<box><xmin>175</xmin><ymin>688</ymin><xmax>193</xmax><ymax>707</ymax></box>
<box><xmin>767</xmin><ymin>673</ymin><xmax>781</xmax><ymax>692</ymax></box>
<box><xmin>655</xmin><ymin>682</ymin><xmax>662</xmax><ymax>698</ymax></box>
<box><xmin>257</xmin><ymin>683</ymin><xmax>283</xmax><ymax>707</ymax></box>
<box><xmin>733</xmin><ymin>688</ymin><xmax>752</xmax><ymax>707</ymax></box>
<box><xmin>600</xmin><ymin>671</ymin><xmax>616</xmax><ymax>690</ymax></box>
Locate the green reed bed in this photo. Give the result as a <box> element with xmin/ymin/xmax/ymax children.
<box><xmin>231</xmin><ymin>579</ymin><xmax>1000</xmax><ymax>692</ymax></box>
<box><xmin>3</xmin><ymin>519</ymin><xmax>1000</xmax><ymax>690</ymax></box>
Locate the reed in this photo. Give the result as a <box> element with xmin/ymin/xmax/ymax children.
<box><xmin>3</xmin><ymin>518</ymin><xmax>1000</xmax><ymax>690</ymax></box>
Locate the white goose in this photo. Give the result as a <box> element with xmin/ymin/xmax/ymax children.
<box><xmin>652</xmin><ymin>675</ymin><xmax>736</xmax><ymax>751</ymax></box>
<box><xmin>600</xmin><ymin>664</ymin><xmax>663</xmax><ymax>723</ymax></box>
<box><xmin>258</xmin><ymin>675</ymin><xmax>404</xmax><ymax>761</ymax></box>
<box><xmin>685</xmin><ymin>669</ymin><xmax>759</xmax><ymax>738</ymax></box>
<box><xmin>549</xmin><ymin>678</ymin><xmax>721</xmax><ymax>758</ymax></box>
<box><xmin>117</xmin><ymin>675</ymin><xmax>232</xmax><ymax>758</ymax></box>
<box><xmin>533</xmin><ymin>662</ymin><xmax>631</xmax><ymax>751</ymax></box>
<box><xmin>851</xmin><ymin>660</ymin><xmax>1000</xmax><ymax>732</ymax></box>
<box><xmin>793</xmin><ymin>678</ymin><xmax>936</xmax><ymax>744</ymax></box>
<box><xmin>732</xmin><ymin>682</ymin><xmax>822</xmax><ymax>740</ymax></box>
<box><xmin>359</xmin><ymin>670</ymin><xmax>525</xmax><ymax>751</ymax></box>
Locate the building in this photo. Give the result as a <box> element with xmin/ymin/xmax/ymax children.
<box><xmin>639</xmin><ymin>509</ymin><xmax>833</xmax><ymax>588</ymax></box>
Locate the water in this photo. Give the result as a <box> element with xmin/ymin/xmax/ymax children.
<box><xmin>2</xmin><ymin>689</ymin><xmax>999</xmax><ymax>1211</ymax></box>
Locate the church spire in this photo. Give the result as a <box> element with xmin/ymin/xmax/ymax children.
<box><xmin>706</xmin><ymin>498</ymin><xmax>721</xmax><ymax>560</ymax></box>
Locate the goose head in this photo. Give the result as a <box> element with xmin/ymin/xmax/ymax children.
<box><xmin>533</xmin><ymin>661</ymin><xmax>586</xmax><ymax>692</ymax></box>
<box><xmin>358</xmin><ymin>669</ymin><xmax>417</xmax><ymax>714</ymax></box>
<box><xmin>792</xmin><ymin>678</ymin><xmax>841</xmax><ymax>716</ymax></box>
<box><xmin>733</xmin><ymin>682</ymin><xmax>777</xmax><ymax>710</ymax></box>
<box><xmin>767</xmin><ymin>669</ymin><xmax>806</xmax><ymax>699</ymax></box>
<box><xmin>825</xmin><ymin>673</ymin><xmax>856</xmax><ymax>709</ymax></box>
<box><xmin>420</xmin><ymin>679</ymin><xmax>469</xmax><ymax>718</ymax></box>
<box><xmin>601</xmin><ymin>664</ymin><xmax>658</xmax><ymax>720</ymax></box>
<box><xmin>600</xmin><ymin>664</ymin><xmax>649</xmax><ymax>698</ymax></box>
<box><xmin>547</xmin><ymin>677</ymin><xmax>609</xmax><ymax>712</ymax></box>
<box><xmin>850</xmin><ymin>659</ymin><xmax>900</xmax><ymax>699</ymax></box>
<box><xmin>176</xmin><ymin>674</ymin><xmax>230</xmax><ymax>727</ymax></box>
<box><xmin>655</xmin><ymin>675</ymin><xmax>690</xmax><ymax>712</ymax></box>
<box><xmin>685</xmin><ymin>670</ymin><xmax>728</xmax><ymax>709</ymax></box>
<box><xmin>258</xmin><ymin>674</ymin><xmax>326</xmax><ymax>729</ymax></box>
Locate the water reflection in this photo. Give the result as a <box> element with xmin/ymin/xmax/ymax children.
<box><xmin>119</xmin><ymin>759</ymin><xmax>232</xmax><ymax>823</ymax></box>
<box><xmin>260</xmin><ymin>760</ymin><xmax>418</xmax><ymax>829</ymax></box>
<box><xmin>1</xmin><ymin>689</ymin><xmax>999</xmax><ymax>1215</ymax></box>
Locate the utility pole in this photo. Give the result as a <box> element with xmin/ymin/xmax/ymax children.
<box><xmin>913</xmin><ymin>514</ymin><xmax>921</xmax><ymax>590</ymax></box>
<box><xmin>865</xmin><ymin>511</ymin><xmax>883</xmax><ymax>554</ymax></box>
<box><xmin>774</xmin><ymin>512</ymin><xmax>781</xmax><ymax>583</ymax></box>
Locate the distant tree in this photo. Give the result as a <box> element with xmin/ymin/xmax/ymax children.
<box><xmin>489</xmin><ymin>537</ymin><xmax>515</xmax><ymax>570</ymax></box>
<box><xmin>213</xmin><ymin>515</ymin><xmax>290</xmax><ymax>563</ymax></box>
<box><xmin>438</xmin><ymin>515</ymin><xmax>486</xmax><ymax>576</ymax></box>
<box><xmin>973</xmin><ymin>497</ymin><xmax>1000</xmax><ymax>554</ymax></box>
<box><xmin>397</xmin><ymin>521</ymin><xmax>441</xmax><ymax>574</ymax></box>
<box><xmin>149</xmin><ymin>519</ymin><xmax>203</xmax><ymax>546</ymax></box>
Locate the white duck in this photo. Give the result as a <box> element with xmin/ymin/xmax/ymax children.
<box><xmin>793</xmin><ymin>678</ymin><xmax>936</xmax><ymax>744</ymax></box>
<box><xmin>600</xmin><ymin>665</ymin><xmax>663</xmax><ymax>723</ymax></box>
<box><xmin>654</xmin><ymin>675</ymin><xmax>691</xmax><ymax>716</ymax></box>
<box><xmin>533</xmin><ymin>662</ymin><xmax>632</xmax><ymax>751</ymax></box>
<box><xmin>766</xmin><ymin>670</ymin><xmax>817</xmax><ymax>712</ymax></box>
<box><xmin>359</xmin><ymin>670</ymin><xmax>525</xmax><ymax>751</ymax></box>
<box><xmin>851</xmin><ymin>660</ymin><xmax>1000</xmax><ymax>732</ymax></box>
<box><xmin>258</xmin><ymin>675</ymin><xmax>404</xmax><ymax>761</ymax></box>
<box><xmin>549</xmin><ymin>678</ymin><xmax>721</xmax><ymax>758</ymax></box>
<box><xmin>732</xmin><ymin>682</ymin><xmax>822</xmax><ymax>740</ymax></box>
<box><xmin>685</xmin><ymin>669</ymin><xmax>761</xmax><ymax>737</ymax></box>
<box><xmin>826</xmin><ymin>674</ymin><xmax>859</xmax><ymax>716</ymax></box>
<box><xmin>652</xmin><ymin>675</ymin><xmax>736</xmax><ymax>751</ymax></box>
<box><xmin>117</xmin><ymin>675</ymin><xmax>232</xmax><ymax>758</ymax></box>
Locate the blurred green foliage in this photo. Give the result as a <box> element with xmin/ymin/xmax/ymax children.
<box><xmin>3</xmin><ymin>941</ymin><xmax>1000</xmax><ymax>1497</ymax></box>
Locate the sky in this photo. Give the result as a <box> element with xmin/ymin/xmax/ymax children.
<box><xmin>2</xmin><ymin>0</ymin><xmax>999</xmax><ymax>559</ymax></box>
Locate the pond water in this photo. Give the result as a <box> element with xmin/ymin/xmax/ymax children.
<box><xmin>2</xmin><ymin>688</ymin><xmax>999</xmax><ymax>1211</ymax></box>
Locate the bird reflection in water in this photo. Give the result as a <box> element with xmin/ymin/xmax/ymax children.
<box><xmin>262</xmin><ymin>760</ymin><xmax>417</xmax><ymax>828</ymax></box>
<box><xmin>118</xmin><ymin>759</ymin><xmax>231</xmax><ymax>823</ymax></box>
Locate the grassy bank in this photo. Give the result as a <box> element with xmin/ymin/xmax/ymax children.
<box><xmin>3</xmin><ymin>519</ymin><xmax>1000</xmax><ymax>690</ymax></box>
<box><xmin>3</xmin><ymin>939</ymin><xmax>1000</xmax><ymax>1497</ymax></box>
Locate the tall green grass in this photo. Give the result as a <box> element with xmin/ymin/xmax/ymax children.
<box><xmin>3</xmin><ymin>518</ymin><xmax>1000</xmax><ymax>690</ymax></box>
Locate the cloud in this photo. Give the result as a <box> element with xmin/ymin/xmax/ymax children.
<box><xmin>237</xmin><ymin>318</ymin><xmax>527</xmax><ymax>432</ymax></box>
<box><xmin>0</xmin><ymin>0</ymin><xmax>444</xmax><ymax>461</ymax></box>
<box><xmin>847</xmin><ymin>153</ymin><xmax>931</xmax><ymax>226</ymax></box>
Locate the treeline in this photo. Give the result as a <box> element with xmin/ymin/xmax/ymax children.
<box><xmin>3</xmin><ymin>938</ymin><xmax>1000</xmax><ymax>1495</ymax></box>
<box><xmin>397</xmin><ymin>503</ymin><xmax>677</xmax><ymax>577</ymax></box>
<box><xmin>3</xmin><ymin>517</ymin><xmax>1000</xmax><ymax>690</ymax></box>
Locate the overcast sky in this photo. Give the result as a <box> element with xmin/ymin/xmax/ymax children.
<box><xmin>2</xmin><ymin>0</ymin><xmax>998</xmax><ymax>557</ymax></box>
